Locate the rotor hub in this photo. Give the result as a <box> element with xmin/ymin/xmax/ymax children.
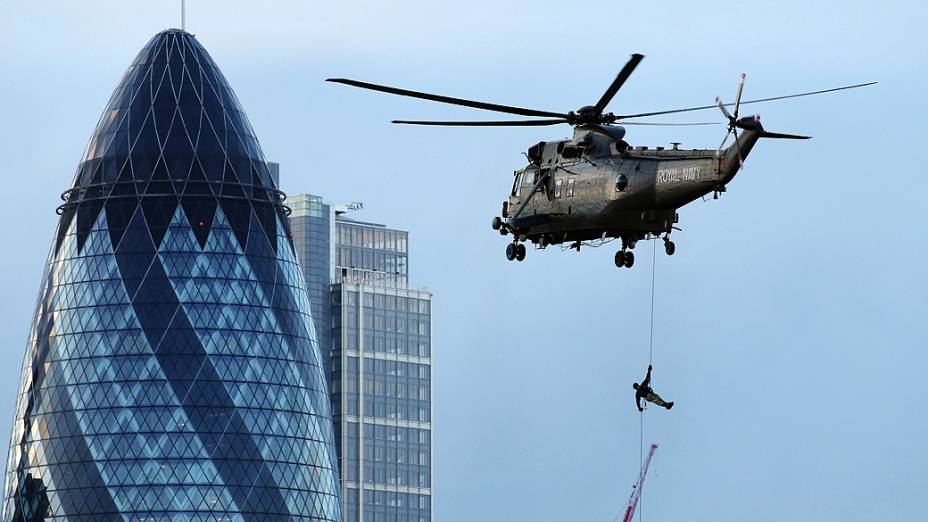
<box><xmin>576</xmin><ymin>105</ymin><xmax>597</xmax><ymax>116</ymax></box>
<box><xmin>572</xmin><ymin>106</ymin><xmax>618</xmax><ymax>125</ymax></box>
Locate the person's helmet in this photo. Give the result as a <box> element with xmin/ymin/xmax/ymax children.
<box><xmin>633</xmin><ymin>383</ymin><xmax>639</xmax><ymax>390</ymax></box>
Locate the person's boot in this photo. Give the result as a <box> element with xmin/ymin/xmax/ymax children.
<box><xmin>666</xmin><ymin>402</ymin><xmax>674</xmax><ymax>410</ymax></box>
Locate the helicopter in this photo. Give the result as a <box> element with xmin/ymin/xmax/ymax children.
<box><xmin>328</xmin><ymin>54</ymin><xmax>874</xmax><ymax>269</ymax></box>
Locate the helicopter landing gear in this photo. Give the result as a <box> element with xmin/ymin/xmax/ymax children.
<box><xmin>662</xmin><ymin>234</ymin><xmax>675</xmax><ymax>256</ymax></box>
<box><xmin>616</xmin><ymin>235</ymin><xmax>637</xmax><ymax>269</ymax></box>
<box><xmin>506</xmin><ymin>242</ymin><xmax>526</xmax><ymax>262</ymax></box>
<box><xmin>615</xmin><ymin>250</ymin><xmax>635</xmax><ymax>269</ymax></box>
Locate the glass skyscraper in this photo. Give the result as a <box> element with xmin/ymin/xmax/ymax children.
<box><xmin>288</xmin><ymin>195</ymin><xmax>335</xmax><ymax>378</ymax></box>
<box><xmin>2</xmin><ymin>30</ymin><xmax>341</xmax><ymax>520</ymax></box>
<box><xmin>290</xmin><ymin>196</ymin><xmax>432</xmax><ymax>522</ymax></box>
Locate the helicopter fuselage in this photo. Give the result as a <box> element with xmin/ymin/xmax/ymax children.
<box><xmin>501</xmin><ymin>125</ymin><xmax>760</xmax><ymax>246</ymax></box>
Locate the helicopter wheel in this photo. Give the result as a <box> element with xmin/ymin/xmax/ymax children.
<box><xmin>615</xmin><ymin>251</ymin><xmax>626</xmax><ymax>268</ymax></box>
<box><xmin>624</xmin><ymin>251</ymin><xmax>635</xmax><ymax>268</ymax></box>
<box><xmin>515</xmin><ymin>243</ymin><xmax>526</xmax><ymax>261</ymax></box>
<box><xmin>491</xmin><ymin>216</ymin><xmax>503</xmax><ymax>231</ymax></box>
<box><xmin>506</xmin><ymin>243</ymin><xmax>517</xmax><ymax>261</ymax></box>
<box><xmin>664</xmin><ymin>240</ymin><xmax>676</xmax><ymax>256</ymax></box>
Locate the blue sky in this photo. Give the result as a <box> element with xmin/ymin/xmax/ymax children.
<box><xmin>1</xmin><ymin>1</ymin><xmax>925</xmax><ymax>520</ymax></box>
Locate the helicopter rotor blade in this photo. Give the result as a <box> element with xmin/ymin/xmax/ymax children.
<box><xmin>326</xmin><ymin>78</ymin><xmax>568</xmax><ymax>119</ymax></box>
<box><xmin>594</xmin><ymin>53</ymin><xmax>645</xmax><ymax>113</ymax></box>
<box><xmin>718</xmin><ymin>130</ymin><xmax>731</xmax><ymax>154</ymax></box>
<box><xmin>733</xmin><ymin>73</ymin><xmax>746</xmax><ymax>119</ymax></box>
<box><xmin>390</xmin><ymin>118</ymin><xmax>717</xmax><ymax>127</ymax></box>
<box><xmin>715</xmin><ymin>97</ymin><xmax>733</xmax><ymax>121</ymax></box>
<box><xmin>391</xmin><ymin>119</ymin><xmax>567</xmax><ymax>126</ymax></box>
<box><xmin>759</xmin><ymin>131</ymin><xmax>812</xmax><ymax>139</ymax></box>
<box><xmin>616</xmin><ymin>81</ymin><xmax>877</xmax><ymax>120</ymax></box>
<box><xmin>621</xmin><ymin>121</ymin><xmax>719</xmax><ymax>126</ymax></box>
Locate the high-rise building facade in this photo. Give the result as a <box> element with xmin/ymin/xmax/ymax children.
<box><xmin>290</xmin><ymin>196</ymin><xmax>432</xmax><ymax>522</ymax></box>
<box><xmin>2</xmin><ymin>30</ymin><xmax>341</xmax><ymax>520</ymax></box>
<box><xmin>288</xmin><ymin>195</ymin><xmax>335</xmax><ymax>377</ymax></box>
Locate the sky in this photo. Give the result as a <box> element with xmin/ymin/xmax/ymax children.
<box><xmin>1</xmin><ymin>1</ymin><xmax>926</xmax><ymax>520</ymax></box>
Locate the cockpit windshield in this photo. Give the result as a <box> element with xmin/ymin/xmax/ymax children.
<box><xmin>511</xmin><ymin>171</ymin><xmax>524</xmax><ymax>196</ymax></box>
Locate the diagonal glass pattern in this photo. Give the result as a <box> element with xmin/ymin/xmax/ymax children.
<box><xmin>2</xmin><ymin>29</ymin><xmax>342</xmax><ymax>521</ymax></box>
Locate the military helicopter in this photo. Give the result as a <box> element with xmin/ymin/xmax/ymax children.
<box><xmin>328</xmin><ymin>55</ymin><xmax>874</xmax><ymax>269</ymax></box>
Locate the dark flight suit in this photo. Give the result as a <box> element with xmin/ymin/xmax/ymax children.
<box><xmin>635</xmin><ymin>365</ymin><xmax>672</xmax><ymax>411</ymax></box>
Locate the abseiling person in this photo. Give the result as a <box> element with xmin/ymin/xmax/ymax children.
<box><xmin>633</xmin><ymin>365</ymin><xmax>674</xmax><ymax>411</ymax></box>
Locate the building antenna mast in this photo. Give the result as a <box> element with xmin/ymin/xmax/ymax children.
<box><xmin>181</xmin><ymin>0</ymin><xmax>186</xmax><ymax>31</ymax></box>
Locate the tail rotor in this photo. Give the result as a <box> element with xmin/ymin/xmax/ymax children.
<box><xmin>716</xmin><ymin>73</ymin><xmax>770</xmax><ymax>176</ymax></box>
<box><xmin>717</xmin><ymin>73</ymin><xmax>747</xmax><ymax>166</ymax></box>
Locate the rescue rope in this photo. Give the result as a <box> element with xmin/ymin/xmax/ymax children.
<box><xmin>639</xmin><ymin>238</ymin><xmax>658</xmax><ymax>522</ymax></box>
<box><xmin>649</xmin><ymin>238</ymin><xmax>656</xmax><ymax>366</ymax></box>
<box><xmin>638</xmin><ymin>414</ymin><xmax>643</xmax><ymax>522</ymax></box>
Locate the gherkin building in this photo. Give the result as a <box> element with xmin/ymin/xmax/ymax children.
<box><xmin>1</xmin><ymin>29</ymin><xmax>342</xmax><ymax>521</ymax></box>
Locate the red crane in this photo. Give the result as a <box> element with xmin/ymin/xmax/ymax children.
<box><xmin>623</xmin><ymin>443</ymin><xmax>658</xmax><ymax>522</ymax></box>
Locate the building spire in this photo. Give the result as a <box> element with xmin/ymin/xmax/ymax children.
<box><xmin>181</xmin><ymin>0</ymin><xmax>186</xmax><ymax>31</ymax></box>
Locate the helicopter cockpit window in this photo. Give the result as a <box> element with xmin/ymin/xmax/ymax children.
<box><xmin>567</xmin><ymin>178</ymin><xmax>576</xmax><ymax>197</ymax></box>
<box><xmin>616</xmin><ymin>174</ymin><xmax>629</xmax><ymax>192</ymax></box>
<box><xmin>554</xmin><ymin>178</ymin><xmax>563</xmax><ymax>198</ymax></box>
<box><xmin>511</xmin><ymin>173</ymin><xmax>523</xmax><ymax>196</ymax></box>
